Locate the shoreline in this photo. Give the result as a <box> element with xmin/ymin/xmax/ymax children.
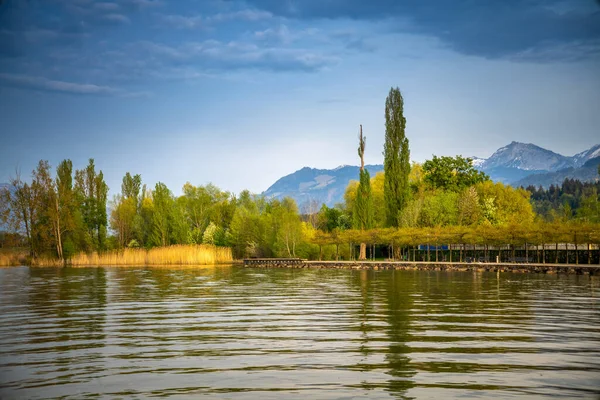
<box><xmin>1</xmin><ymin>261</ymin><xmax>243</xmax><ymax>268</ymax></box>
<box><xmin>243</xmin><ymin>259</ymin><xmax>600</xmax><ymax>275</ymax></box>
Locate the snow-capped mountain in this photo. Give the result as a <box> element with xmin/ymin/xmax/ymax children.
<box><xmin>262</xmin><ymin>142</ymin><xmax>599</xmax><ymax>207</ymax></box>
<box><xmin>572</xmin><ymin>144</ymin><xmax>600</xmax><ymax>168</ymax></box>
<box><xmin>263</xmin><ymin>165</ymin><xmax>384</xmax><ymax>208</ymax></box>
<box><xmin>480</xmin><ymin>141</ymin><xmax>573</xmax><ymax>172</ymax></box>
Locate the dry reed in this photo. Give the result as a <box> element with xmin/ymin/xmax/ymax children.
<box><xmin>32</xmin><ymin>257</ymin><xmax>66</xmax><ymax>267</ymax></box>
<box><xmin>0</xmin><ymin>250</ymin><xmax>28</xmax><ymax>267</ymax></box>
<box><xmin>70</xmin><ymin>244</ymin><xmax>233</xmax><ymax>266</ymax></box>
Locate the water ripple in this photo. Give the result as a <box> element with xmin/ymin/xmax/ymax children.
<box><xmin>0</xmin><ymin>266</ymin><xmax>599</xmax><ymax>399</ymax></box>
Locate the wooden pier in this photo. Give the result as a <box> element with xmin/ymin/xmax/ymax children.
<box><xmin>243</xmin><ymin>258</ymin><xmax>600</xmax><ymax>275</ymax></box>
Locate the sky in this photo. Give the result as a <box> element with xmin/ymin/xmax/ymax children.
<box><xmin>1</xmin><ymin>0</ymin><xmax>599</xmax><ymax>196</ymax></box>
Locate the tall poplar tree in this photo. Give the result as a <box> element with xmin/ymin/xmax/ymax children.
<box><xmin>383</xmin><ymin>87</ymin><xmax>410</xmax><ymax>227</ymax></box>
<box><xmin>353</xmin><ymin>125</ymin><xmax>373</xmax><ymax>260</ymax></box>
<box><xmin>75</xmin><ymin>159</ymin><xmax>108</xmax><ymax>251</ymax></box>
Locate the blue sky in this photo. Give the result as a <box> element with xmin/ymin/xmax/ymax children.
<box><xmin>1</xmin><ymin>0</ymin><xmax>599</xmax><ymax>195</ymax></box>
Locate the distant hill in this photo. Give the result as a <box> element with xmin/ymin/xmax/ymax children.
<box><xmin>263</xmin><ymin>165</ymin><xmax>383</xmax><ymax>208</ymax></box>
<box><xmin>513</xmin><ymin>157</ymin><xmax>600</xmax><ymax>188</ymax></box>
<box><xmin>262</xmin><ymin>142</ymin><xmax>600</xmax><ymax>207</ymax></box>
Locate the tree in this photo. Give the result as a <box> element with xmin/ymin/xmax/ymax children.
<box><xmin>457</xmin><ymin>186</ymin><xmax>481</xmax><ymax>225</ymax></box>
<box><xmin>475</xmin><ymin>181</ymin><xmax>534</xmax><ymax>226</ymax></box>
<box><xmin>370</xmin><ymin>172</ymin><xmax>386</xmax><ymax>228</ymax></box>
<box><xmin>74</xmin><ymin>159</ymin><xmax>108</xmax><ymax>251</ymax></box>
<box><xmin>151</xmin><ymin>182</ymin><xmax>173</xmax><ymax>247</ymax></box>
<box><xmin>418</xmin><ymin>190</ymin><xmax>459</xmax><ymax>227</ymax></box>
<box><xmin>227</xmin><ymin>191</ymin><xmax>264</xmax><ymax>258</ymax></box>
<box><xmin>51</xmin><ymin>160</ymin><xmax>77</xmax><ymax>260</ymax></box>
<box><xmin>30</xmin><ymin>161</ymin><xmax>58</xmax><ymax>258</ymax></box>
<box><xmin>180</xmin><ymin>182</ymin><xmax>215</xmax><ymax>243</ymax></box>
<box><xmin>110</xmin><ymin>195</ymin><xmax>137</xmax><ymax>248</ymax></box>
<box><xmin>202</xmin><ymin>222</ymin><xmax>221</xmax><ymax>245</ymax></box>
<box><xmin>111</xmin><ymin>172</ymin><xmax>143</xmax><ymax>249</ymax></box>
<box><xmin>277</xmin><ymin>197</ymin><xmax>303</xmax><ymax>257</ymax></box>
<box><xmin>353</xmin><ymin>125</ymin><xmax>373</xmax><ymax>260</ymax></box>
<box><xmin>383</xmin><ymin>87</ymin><xmax>410</xmax><ymax>227</ymax></box>
<box><xmin>577</xmin><ymin>188</ymin><xmax>600</xmax><ymax>223</ymax></box>
<box><xmin>422</xmin><ymin>155</ymin><xmax>489</xmax><ymax>192</ymax></box>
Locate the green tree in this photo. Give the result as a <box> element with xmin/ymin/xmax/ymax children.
<box><xmin>383</xmin><ymin>87</ymin><xmax>410</xmax><ymax>227</ymax></box>
<box><xmin>227</xmin><ymin>191</ymin><xmax>264</xmax><ymax>258</ymax></box>
<box><xmin>52</xmin><ymin>160</ymin><xmax>78</xmax><ymax>260</ymax></box>
<box><xmin>354</xmin><ymin>125</ymin><xmax>373</xmax><ymax>260</ymax></box>
<box><xmin>398</xmin><ymin>198</ymin><xmax>422</xmax><ymax>228</ymax></box>
<box><xmin>74</xmin><ymin>159</ymin><xmax>108</xmax><ymax>251</ymax></box>
<box><xmin>422</xmin><ymin>155</ymin><xmax>489</xmax><ymax>191</ymax></box>
<box><xmin>353</xmin><ymin>172</ymin><xmax>373</xmax><ymax>230</ymax></box>
<box><xmin>110</xmin><ymin>195</ymin><xmax>137</xmax><ymax>248</ymax></box>
<box><xmin>418</xmin><ymin>191</ymin><xmax>459</xmax><ymax>227</ymax></box>
<box><xmin>121</xmin><ymin>172</ymin><xmax>142</xmax><ymax>206</ymax></box>
<box><xmin>151</xmin><ymin>182</ymin><xmax>173</xmax><ymax>247</ymax></box>
<box><xmin>30</xmin><ymin>161</ymin><xmax>54</xmax><ymax>257</ymax></box>
<box><xmin>275</xmin><ymin>197</ymin><xmax>303</xmax><ymax>257</ymax></box>
<box><xmin>457</xmin><ymin>186</ymin><xmax>481</xmax><ymax>225</ymax></box>
<box><xmin>577</xmin><ymin>188</ymin><xmax>600</xmax><ymax>223</ymax></box>
<box><xmin>475</xmin><ymin>181</ymin><xmax>534</xmax><ymax>225</ymax></box>
<box><xmin>317</xmin><ymin>204</ymin><xmax>350</xmax><ymax>232</ymax></box>
<box><xmin>202</xmin><ymin>222</ymin><xmax>221</xmax><ymax>245</ymax></box>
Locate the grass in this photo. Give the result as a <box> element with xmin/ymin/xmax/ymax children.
<box><xmin>0</xmin><ymin>248</ymin><xmax>28</xmax><ymax>267</ymax></box>
<box><xmin>69</xmin><ymin>244</ymin><xmax>233</xmax><ymax>266</ymax></box>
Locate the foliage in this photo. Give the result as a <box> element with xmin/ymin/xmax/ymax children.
<box><xmin>422</xmin><ymin>155</ymin><xmax>489</xmax><ymax>191</ymax></box>
<box><xmin>418</xmin><ymin>190</ymin><xmax>459</xmax><ymax>227</ymax></box>
<box><xmin>526</xmin><ymin>179</ymin><xmax>600</xmax><ymax>222</ymax></box>
<box><xmin>383</xmin><ymin>87</ymin><xmax>411</xmax><ymax>227</ymax></box>
<box><xmin>353</xmin><ymin>169</ymin><xmax>373</xmax><ymax>230</ymax></box>
<box><xmin>475</xmin><ymin>181</ymin><xmax>534</xmax><ymax>225</ymax></box>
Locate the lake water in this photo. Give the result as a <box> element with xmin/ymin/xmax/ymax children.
<box><xmin>0</xmin><ymin>266</ymin><xmax>599</xmax><ymax>399</ymax></box>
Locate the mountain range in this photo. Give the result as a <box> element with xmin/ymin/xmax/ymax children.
<box><xmin>475</xmin><ymin>141</ymin><xmax>600</xmax><ymax>183</ymax></box>
<box><xmin>263</xmin><ymin>142</ymin><xmax>600</xmax><ymax>207</ymax></box>
<box><xmin>263</xmin><ymin>165</ymin><xmax>384</xmax><ymax>210</ymax></box>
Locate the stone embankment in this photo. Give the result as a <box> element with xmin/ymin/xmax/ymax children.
<box><xmin>243</xmin><ymin>258</ymin><xmax>600</xmax><ymax>275</ymax></box>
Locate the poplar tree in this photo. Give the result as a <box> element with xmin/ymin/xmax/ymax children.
<box><xmin>353</xmin><ymin>125</ymin><xmax>373</xmax><ymax>260</ymax></box>
<box><xmin>383</xmin><ymin>87</ymin><xmax>410</xmax><ymax>227</ymax></box>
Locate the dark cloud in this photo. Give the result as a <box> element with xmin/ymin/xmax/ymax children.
<box><xmin>243</xmin><ymin>0</ymin><xmax>600</xmax><ymax>60</ymax></box>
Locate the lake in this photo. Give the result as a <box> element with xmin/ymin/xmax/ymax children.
<box><xmin>0</xmin><ymin>266</ymin><xmax>599</xmax><ymax>399</ymax></box>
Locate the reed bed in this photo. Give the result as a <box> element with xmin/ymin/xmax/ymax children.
<box><xmin>32</xmin><ymin>257</ymin><xmax>66</xmax><ymax>267</ymax></box>
<box><xmin>0</xmin><ymin>250</ymin><xmax>28</xmax><ymax>267</ymax></box>
<box><xmin>70</xmin><ymin>244</ymin><xmax>233</xmax><ymax>266</ymax></box>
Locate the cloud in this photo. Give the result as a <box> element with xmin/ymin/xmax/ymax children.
<box><xmin>243</xmin><ymin>0</ymin><xmax>600</xmax><ymax>61</ymax></box>
<box><xmin>162</xmin><ymin>14</ymin><xmax>204</xmax><ymax>29</ymax></box>
<box><xmin>135</xmin><ymin>40</ymin><xmax>338</xmax><ymax>72</ymax></box>
<box><xmin>209</xmin><ymin>9</ymin><xmax>272</xmax><ymax>22</ymax></box>
<box><xmin>162</xmin><ymin>9</ymin><xmax>272</xmax><ymax>30</ymax></box>
<box><xmin>102</xmin><ymin>13</ymin><xmax>130</xmax><ymax>24</ymax></box>
<box><xmin>254</xmin><ymin>25</ymin><xmax>293</xmax><ymax>43</ymax></box>
<box><xmin>0</xmin><ymin>73</ymin><xmax>146</xmax><ymax>96</ymax></box>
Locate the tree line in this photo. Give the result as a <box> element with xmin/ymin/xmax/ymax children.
<box><xmin>1</xmin><ymin>87</ymin><xmax>599</xmax><ymax>264</ymax></box>
<box><xmin>525</xmin><ymin>179</ymin><xmax>600</xmax><ymax>222</ymax></box>
<box><xmin>313</xmin><ymin>87</ymin><xmax>599</xmax><ymax>263</ymax></box>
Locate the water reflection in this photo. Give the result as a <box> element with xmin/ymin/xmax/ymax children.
<box><xmin>0</xmin><ymin>266</ymin><xmax>598</xmax><ymax>399</ymax></box>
